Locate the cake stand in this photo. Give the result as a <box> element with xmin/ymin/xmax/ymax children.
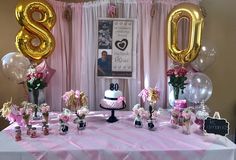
<box><xmin>100</xmin><ymin>101</ymin><xmax>126</xmax><ymax>123</ymax></box>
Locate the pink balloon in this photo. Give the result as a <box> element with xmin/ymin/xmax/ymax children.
<box><xmin>36</xmin><ymin>60</ymin><xmax>56</xmax><ymax>84</ymax></box>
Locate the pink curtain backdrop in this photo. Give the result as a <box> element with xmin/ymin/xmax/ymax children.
<box><xmin>46</xmin><ymin>0</ymin><xmax>70</xmax><ymax>111</ymax></box>
<box><xmin>46</xmin><ymin>0</ymin><xmax>201</xmax><ymax>111</ymax></box>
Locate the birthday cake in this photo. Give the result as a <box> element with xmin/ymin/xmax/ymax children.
<box><xmin>100</xmin><ymin>83</ymin><xmax>125</xmax><ymax>109</ymax></box>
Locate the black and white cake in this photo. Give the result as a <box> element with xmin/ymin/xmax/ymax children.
<box><xmin>100</xmin><ymin>83</ymin><xmax>125</xmax><ymax>109</ymax></box>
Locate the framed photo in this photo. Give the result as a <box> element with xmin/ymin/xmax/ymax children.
<box><xmin>97</xmin><ymin>18</ymin><xmax>135</xmax><ymax>78</ymax></box>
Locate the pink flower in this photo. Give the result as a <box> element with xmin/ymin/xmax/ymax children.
<box><xmin>177</xmin><ymin>67</ymin><xmax>188</xmax><ymax>77</ymax></box>
<box><xmin>166</xmin><ymin>69</ymin><xmax>175</xmax><ymax>76</ymax></box>
<box><xmin>26</xmin><ymin>108</ymin><xmax>33</xmax><ymax>115</ymax></box>
<box><xmin>19</xmin><ymin>108</ymin><xmax>25</xmax><ymax>114</ymax></box>
<box><xmin>133</xmin><ymin>109</ymin><xmax>139</xmax><ymax>116</ymax></box>
<box><xmin>138</xmin><ymin>108</ymin><xmax>148</xmax><ymax>119</ymax></box>
<box><xmin>27</xmin><ymin>74</ymin><xmax>32</xmax><ymax>80</ymax></box>
<box><xmin>152</xmin><ymin>111</ymin><xmax>159</xmax><ymax>120</ymax></box>
<box><xmin>41</xmin><ymin>105</ymin><xmax>50</xmax><ymax>113</ymax></box>
<box><xmin>171</xmin><ymin>108</ymin><xmax>180</xmax><ymax>117</ymax></box>
<box><xmin>75</xmin><ymin>90</ymin><xmax>80</xmax><ymax>99</ymax></box>
<box><xmin>117</xmin><ymin>96</ymin><xmax>126</xmax><ymax>103</ymax></box>
<box><xmin>36</xmin><ymin>72</ymin><xmax>43</xmax><ymax>79</ymax></box>
<box><xmin>138</xmin><ymin>89</ymin><xmax>149</xmax><ymax>102</ymax></box>
<box><xmin>59</xmin><ymin>114</ymin><xmax>70</xmax><ymax>123</ymax></box>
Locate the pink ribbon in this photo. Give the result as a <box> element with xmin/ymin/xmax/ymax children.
<box><xmin>117</xmin><ymin>96</ymin><xmax>126</xmax><ymax>103</ymax></box>
<box><xmin>138</xmin><ymin>89</ymin><xmax>148</xmax><ymax>102</ymax></box>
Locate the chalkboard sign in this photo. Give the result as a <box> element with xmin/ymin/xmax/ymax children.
<box><xmin>203</xmin><ymin>116</ymin><xmax>229</xmax><ymax>136</ymax></box>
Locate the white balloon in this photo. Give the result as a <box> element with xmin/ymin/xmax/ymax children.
<box><xmin>184</xmin><ymin>72</ymin><xmax>213</xmax><ymax>104</ymax></box>
<box><xmin>191</xmin><ymin>46</ymin><xmax>216</xmax><ymax>72</ymax></box>
<box><xmin>1</xmin><ymin>52</ymin><xmax>30</xmax><ymax>83</ymax></box>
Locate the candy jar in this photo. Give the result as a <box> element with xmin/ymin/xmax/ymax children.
<box><xmin>42</xmin><ymin>121</ymin><xmax>47</xmax><ymax>131</ymax></box>
<box><xmin>195</xmin><ymin>103</ymin><xmax>210</xmax><ymax>131</ymax></box>
<box><xmin>30</xmin><ymin>127</ymin><xmax>37</xmax><ymax>138</ymax></box>
<box><xmin>15</xmin><ymin>126</ymin><xmax>21</xmax><ymax>141</ymax></box>
<box><xmin>43</xmin><ymin>124</ymin><xmax>49</xmax><ymax>135</ymax></box>
<box><xmin>134</xmin><ymin>115</ymin><xmax>142</xmax><ymax>128</ymax></box>
<box><xmin>27</xmin><ymin>124</ymin><xmax>32</xmax><ymax>136</ymax></box>
<box><xmin>170</xmin><ymin>108</ymin><xmax>180</xmax><ymax>128</ymax></box>
<box><xmin>182</xmin><ymin>108</ymin><xmax>193</xmax><ymax>135</ymax></box>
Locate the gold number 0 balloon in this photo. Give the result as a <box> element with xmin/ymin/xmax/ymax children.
<box><xmin>167</xmin><ymin>3</ymin><xmax>204</xmax><ymax>64</ymax></box>
<box><xmin>15</xmin><ymin>0</ymin><xmax>56</xmax><ymax>63</ymax></box>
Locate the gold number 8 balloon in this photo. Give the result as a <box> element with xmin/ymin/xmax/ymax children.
<box><xmin>167</xmin><ymin>3</ymin><xmax>204</xmax><ymax>64</ymax></box>
<box><xmin>15</xmin><ymin>0</ymin><xmax>56</xmax><ymax>63</ymax></box>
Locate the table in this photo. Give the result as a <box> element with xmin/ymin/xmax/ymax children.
<box><xmin>0</xmin><ymin>111</ymin><xmax>235</xmax><ymax>160</ymax></box>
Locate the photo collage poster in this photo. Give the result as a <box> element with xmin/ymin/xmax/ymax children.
<box><xmin>97</xmin><ymin>19</ymin><xmax>134</xmax><ymax>78</ymax></box>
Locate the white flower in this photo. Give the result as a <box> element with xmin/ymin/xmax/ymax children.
<box><xmin>77</xmin><ymin>107</ymin><xmax>89</xmax><ymax>117</ymax></box>
<box><xmin>132</xmin><ymin>104</ymin><xmax>140</xmax><ymax>111</ymax></box>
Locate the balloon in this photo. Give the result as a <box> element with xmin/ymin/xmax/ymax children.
<box><xmin>191</xmin><ymin>46</ymin><xmax>216</xmax><ymax>72</ymax></box>
<box><xmin>15</xmin><ymin>0</ymin><xmax>56</xmax><ymax>63</ymax></box>
<box><xmin>35</xmin><ymin>60</ymin><xmax>55</xmax><ymax>83</ymax></box>
<box><xmin>184</xmin><ymin>72</ymin><xmax>213</xmax><ymax>104</ymax></box>
<box><xmin>167</xmin><ymin>3</ymin><xmax>204</xmax><ymax>64</ymax></box>
<box><xmin>1</xmin><ymin>52</ymin><xmax>30</xmax><ymax>83</ymax></box>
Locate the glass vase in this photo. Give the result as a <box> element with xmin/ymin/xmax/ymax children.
<box><xmin>76</xmin><ymin>118</ymin><xmax>86</xmax><ymax>130</ymax></box>
<box><xmin>173</xmin><ymin>87</ymin><xmax>179</xmax><ymax>100</ymax></box>
<box><xmin>134</xmin><ymin>115</ymin><xmax>142</xmax><ymax>128</ymax></box>
<box><xmin>59</xmin><ymin>122</ymin><xmax>69</xmax><ymax>135</ymax></box>
<box><xmin>29</xmin><ymin>89</ymin><xmax>45</xmax><ymax>120</ymax></box>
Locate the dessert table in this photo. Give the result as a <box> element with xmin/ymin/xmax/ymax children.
<box><xmin>0</xmin><ymin>111</ymin><xmax>235</xmax><ymax>160</ymax></box>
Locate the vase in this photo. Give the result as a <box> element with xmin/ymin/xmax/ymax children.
<box><xmin>59</xmin><ymin>122</ymin><xmax>69</xmax><ymax>135</ymax></box>
<box><xmin>147</xmin><ymin>119</ymin><xmax>155</xmax><ymax>131</ymax></box>
<box><xmin>173</xmin><ymin>87</ymin><xmax>180</xmax><ymax>100</ymax></box>
<box><xmin>42</xmin><ymin>113</ymin><xmax>49</xmax><ymax>124</ymax></box>
<box><xmin>75</xmin><ymin>117</ymin><xmax>86</xmax><ymax>130</ymax></box>
<box><xmin>134</xmin><ymin>116</ymin><xmax>142</xmax><ymax>128</ymax></box>
<box><xmin>29</xmin><ymin>89</ymin><xmax>45</xmax><ymax>119</ymax></box>
<box><xmin>23</xmin><ymin>117</ymin><xmax>30</xmax><ymax>126</ymax></box>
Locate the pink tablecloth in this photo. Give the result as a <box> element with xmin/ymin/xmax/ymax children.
<box><xmin>0</xmin><ymin>111</ymin><xmax>235</xmax><ymax>160</ymax></box>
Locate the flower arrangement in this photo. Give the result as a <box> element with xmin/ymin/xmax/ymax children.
<box><xmin>167</xmin><ymin>66</ymin><xmax>188</xmax><ymax>99</ymax></box>
<box><xmin>26</xmin><ymin>66</ymin><xmax>47</xmax><ymax>91</ymax></box>
<box><xmin>132</xmin><ymin>104</ymin><xmax>148</xmax><ymax>119</ymax></box>
<box><xmin>76</xmin><ymin>107</ymin><xmax>89</xmax><ymax>119</ymax></box>
<box><xmin>58</xmin><ymin>111</ymin><xmax>70</xmax><ymax>134</ymax></box>
<box><xmin>138</xmin><ymin>87</ymin><xmax>160</xmax><ymax>130</ymax></box>
<box><xmin>138</xmin><ymin>87</ymin><xmax>160</xmax><ymax>105</ymax></box>
<box><xmin>62</xmin><ymin>90</ymin><xmax>81</xmax><ymax>111</ymax></box>
<box><xmin>20</xmin><ymin>101</ymin><xmax>35</xmax><ymax>125</ymax></box>
<box><xmin>170</xmin><ymin>107</ymin><xmax>180</xmax><ymax>126</ymax></box>
<box><xmin>59</xmin><ymin>113</ymin><xmax>70</xmax><ymax>124</ymax></box>
<box><xmin>40</xmin><ymin>103</ymin><xmax>50</xmax><ymax>123</ymax></box>
<box><xmin>0</xmin><ymin>99</ymin><xmax>23</xmax><ymax>126</ymax></box>
<box><xmin>181</xmin><ymin>107</ymin><xmax>194</xmax><ymax>134</ymax></box>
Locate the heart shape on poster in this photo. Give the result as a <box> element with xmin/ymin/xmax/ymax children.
<box><xmin>115</xmin><ymin>39</ymin><xmax>128</xmax><ymax>51</ymax></box>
